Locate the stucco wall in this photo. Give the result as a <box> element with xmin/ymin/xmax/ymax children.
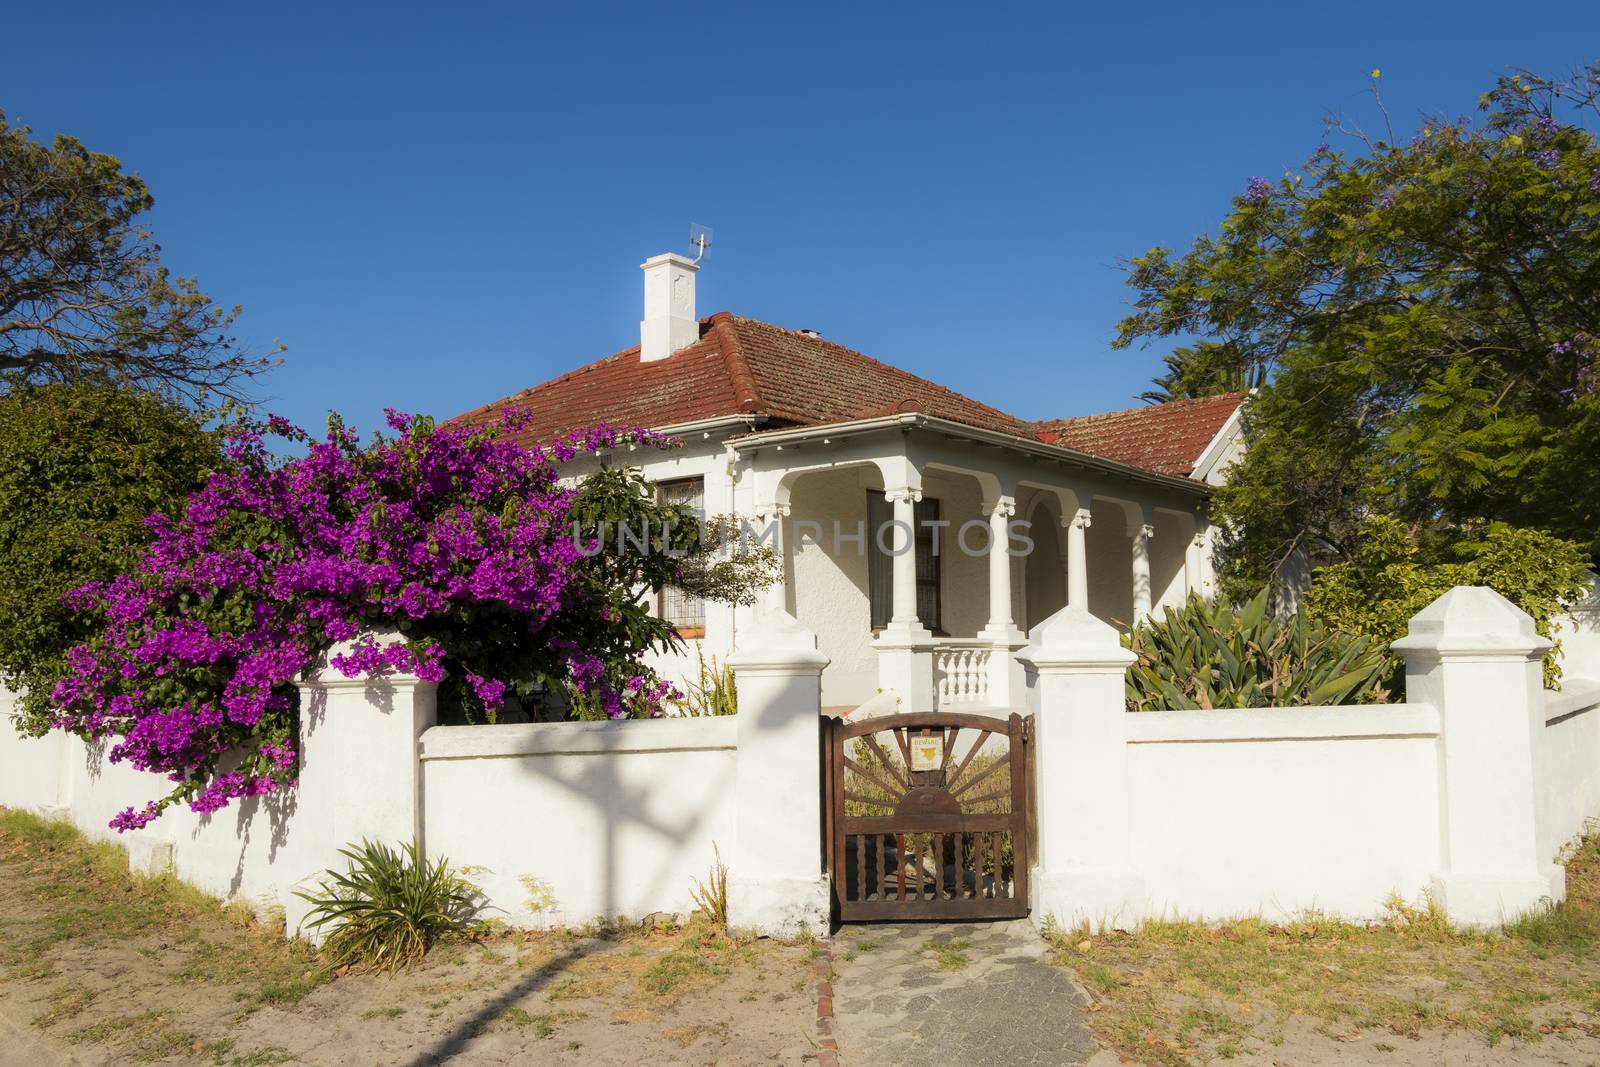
<box><xmin>420</xmin><ymin>718</ymin><xmax>737</xmax><ymax>927</ymax></box>
<box><xmin>1539</xmin><ymin>682</ymin><xmax>1600</xmax><ymax>864</ymax></box>
<box><xmin>1125</xmin><ymin>705</ymin><xmax>1443</xmax><ymax>920</ymax></box>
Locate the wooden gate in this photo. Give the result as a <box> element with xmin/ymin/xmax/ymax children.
<box><xmin>823</xmin><ymin>711</ymin><xmax>1033</xmax><ymax>921</ymax></box>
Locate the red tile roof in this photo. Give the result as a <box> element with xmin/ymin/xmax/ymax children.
<box><xmin>1032</xmin><ymin>393</ymin><xmax>1245</xmax><ymax>478</ymax></box>
<box><xmin>453</xmin><ymin>313</ymin><xmax>1243</xmax><ymax>481</ymax></box>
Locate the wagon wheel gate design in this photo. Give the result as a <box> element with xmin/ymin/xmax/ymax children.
<box><xmin>823</xmin><ymin>711</ymin><xmax>1034</xmax><ymax>921</ymax></box>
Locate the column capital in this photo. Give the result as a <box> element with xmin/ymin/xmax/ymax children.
<box><xmin>1065</xmin><ymin>507</ymin><xmax>1092</xmax><ymax>530</ymax></box>
<box><xmin>1131</xmin><ymin>522</ymin><xmax>1155</xmax><ymax>541</ymax></box>
<box><xmin>1191</xmin><ymin>530</ymin><xmax>1208</xmax><ymax>549</ymax></box>
<box><xmin>982</xmin><ymin>496</ymin><xmax>1017</xmax><ymax>520</ymax></box>
<box><xmin>755</xmin><ymin>501</ymin><xmax>791</xmax><ymax>520</ymax></box>
<box><xmin>883</xmin><ymin>486</ymin><xmax>923</xmax><ymax>505</ymax></box>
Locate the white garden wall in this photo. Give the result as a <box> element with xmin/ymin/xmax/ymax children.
<box><xmin>7</xmin><ymin>586</ymin><xmax>1600</xmax><ymax>945</ymax></box>
<box><xmin>1126</xmin><ymin>705</ymin><xmax>1442</xmax><ymax>920</ymax></box>
<box><xmin>419</xmin><ymin>717</ymin><xmax>736</xmax><ymax>927</ymax></box>
<box><xmin>0</xmin><ymin>697</ymin><xmax>317</xmax><ymax>918</ymax></box>
<box><xmin>1538</xmin><ymin>680</ymin><xmax>1600</xmax><ymax>864</ymax></box>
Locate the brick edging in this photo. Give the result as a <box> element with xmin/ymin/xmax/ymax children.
<box><xmin>813</xmin><ymin>939</ymin><xmax>839</xmax><ymax>1067</ymax></box>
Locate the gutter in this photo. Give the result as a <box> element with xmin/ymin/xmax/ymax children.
<box><xmin>726</xmin><ymin>413</ymin><xmax>1210</xmax><ymax>496</ymax></box>
<box><xmin>653</xmin><ymin>413</ymin><xmax>770</xmax><ymax>438</ymax></box>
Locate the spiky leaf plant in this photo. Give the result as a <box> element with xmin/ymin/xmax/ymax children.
<box><xmin>297</xmin><ymin>840</ymin><xmax>483</xmax><ymax>972</ymax></box>
<box><xmin>1126</xmin><ymin>588</ymin><xmax>1391</xmax><ymax>711</ymax></box>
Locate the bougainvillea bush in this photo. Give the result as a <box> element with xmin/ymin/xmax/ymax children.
<box><xmin>47</xmin><ymin>409</ymin><xmax>763</xmax><ymax>830</ymax></box>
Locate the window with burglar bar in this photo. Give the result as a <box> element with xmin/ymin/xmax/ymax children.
<box><xmin>658</xmin><ymin>478</ymin><xmax>706</xmax><ymax>636</ymax></box>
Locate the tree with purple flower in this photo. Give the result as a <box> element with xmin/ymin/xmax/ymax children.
<box><xmin>46</xmin><ymin>408</ymin><xmax>776</xmax><ymax>829</ymax></box>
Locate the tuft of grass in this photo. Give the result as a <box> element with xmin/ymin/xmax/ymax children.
<box><xmin>689</xmin><ymin>845</ymin><xmax>729</xmax><ymax>930</ymax></box>
<box><xmin>919</xmin><ymin>937</ymin><xmax>972</xmax><ymax>972</ymax></box>
<box><xmin>32</xmin><ymin>987</ymin><xmax>92</xmax><ymax>1028</ymax></box>
<box><xmin>490</xmin><ymin>1006</ymin><xmax>583</xmax><ymax>1037</ymax></box>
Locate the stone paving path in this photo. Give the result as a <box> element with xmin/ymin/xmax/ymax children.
<box><xmin>830</xmin><ymin>920</ymin><xmax>1098</xmax><ymax>1066</ymax></box>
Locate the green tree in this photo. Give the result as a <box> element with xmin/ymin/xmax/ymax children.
<box><xmin>1115</xmin><ymin>64</ymin><xmax>1600</xmax><ymax>579</ymax></box>
<box><xmin>0</xmin><ymin>112</ymin><xmax>278</xmax><ymax>402</ymax></box>
<box><xmin>1305</xmin><ymin>516</ymin><xmax>1591</xmax><ymax>688</ymax></box>
<box><xmin>0</xmin><ymin>379</ymin><xmax>222</xmax><ymax>730</ymax></box>
<box><xmin>1137</xmin><ymin>341</ymin><xmax>1265</xmax><ymax>403</ymax></box>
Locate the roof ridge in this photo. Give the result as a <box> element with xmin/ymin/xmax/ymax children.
<box><xmin>1033</xmin><ymin>390</ymin><xmax>1244</xmax><ymax>430</ymax></box>
<box><xmin>710</xmin><ymin>312</ymin><xmax>765</xmax><ymax>414</ymax></box>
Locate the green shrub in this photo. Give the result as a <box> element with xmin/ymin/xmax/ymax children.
<box><xmin>0</xmin><ymin>379</ymin><xmax>221</xmax><ymax>732</ymax></box>
<box><xmin>1306</xmin><ymin>517</ymin><xmax>1592</xmax><ymax>689</ymax></box>
<box><xmin>1126</xmin><ymin>588</ymin><xmax>1391</xmax><ymax>711</ymax></box>
<box><xmin>296</xmin><ymin>840</ymin><xmax>483</xmax><ymax>973</ymax></box>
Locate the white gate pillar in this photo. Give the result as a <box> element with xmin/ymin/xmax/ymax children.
<box><xmin>288</xmin><ymin>636</ymin><xmax>438</xmax><ymax>938</ymax></box>
<box><xmin>1394</xmin><ymin>587</ymin><xmax>1560</xmax><ymax>926</ymax></box>
<box><xmin>727</xmin><ymin>609</ymin><xmax>831</xmax><ymax>937</ymax></box>
<box><xmin>1020</xmin><ymin>605</ymin><xmax>1143</xmax><ymax>931</ymax></box>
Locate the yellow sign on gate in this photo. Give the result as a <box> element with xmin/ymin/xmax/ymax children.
<box><xmin>909</xmin><ymin>733</ymin><xmax>943</xmax><ymax>772</ymax></box>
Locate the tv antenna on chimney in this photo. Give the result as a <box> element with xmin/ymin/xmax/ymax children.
<box><xmin>689</xmin><ymin>223</ymin><xmax>713</xmax><ymax>264</ymax></box>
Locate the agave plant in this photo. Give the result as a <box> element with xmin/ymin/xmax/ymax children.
<box><xmin>1126</xmin><ymin>588</ymin><xmax>1391</xmax><ymax>711</ymax></box>
<box><xmin>297</xmin><ymin>840</ymin><xmax>484</xmax><ymax>973</ymax></box>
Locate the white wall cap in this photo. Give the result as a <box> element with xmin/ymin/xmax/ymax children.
<box><xmin>1019</xmin><ymin>604</ymin><xmax>1138</xmax><ymax>670</ymax></box>
<box><xmin>727</xmin><ymin>608</ymin><xmax>830</xmax><ymax>671</ymax></box>
<box><xmin>1391</xmin><ymin>586</ymin><xmax>1551</xmax><ymax>657</ymax></box>
<box><xmin>299</xmin><ymin>631</ymin><xmax>429</xmax><ymax>686</ymax></box>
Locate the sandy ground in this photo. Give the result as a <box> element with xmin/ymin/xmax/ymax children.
<box><xmin>0</xmin><ymin>928</ymin><xmax>822</xmax><ymax>1066</ymax></box>
<box><xmin>0</xmin><ymin>832</ymin><xmax>823</xmax><ymax>1067</ymax></box>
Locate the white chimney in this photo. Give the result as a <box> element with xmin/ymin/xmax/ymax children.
<box><xmin>639</xmin><ymin>252</ymin><xmax>700</xmax><ymax>361</ymax></box>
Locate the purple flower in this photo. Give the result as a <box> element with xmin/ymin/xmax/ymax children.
<box><xmin>1244</xmin><ymin>176</ymin><xmax>1270</xmax><ymax>204</ymax></box>
<box><xmin>1536</xmin><ymin>148</ymin><xmax>1561</xmax><ymax>171</ymax></box>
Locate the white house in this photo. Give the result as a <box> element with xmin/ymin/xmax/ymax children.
<box><xmin>455</xmin><ymin>252</ymin><xmax>1245</xmax><ymax>712</ymax></box>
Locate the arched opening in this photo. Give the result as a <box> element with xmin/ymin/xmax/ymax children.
<box><xmin>1023</xmin><ymin>498</ymin><xmax>1066</xmax><ymax>631</ymax></box>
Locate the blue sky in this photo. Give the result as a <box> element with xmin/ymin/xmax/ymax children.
<box><xmin>8</xmin><ymin>2</ymin><xmax>1597</xmax><ymax>437</ymax></box>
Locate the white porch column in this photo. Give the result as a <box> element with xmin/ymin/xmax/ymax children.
<box><xmin>1066</xmin><ymin>508</ymin><xmax>1091</xmax><ymax>610</ymax></box>
<box><xmin>1130</xmin><ymin>521</ymin><xmax>1155</xmax><ymax>622</ymax></box>
<box><xmin>888</xmin><ymin>488</ymin><xmax>922</xmax><ymax>626</ymax></box>
<box><xmin>1183</xmin><ymin>530</ymin><xmax>1205</xmax><ymax>602</ymax></box>
<box><xmin>873</xmin><ymin>486</ymin><xmax>934</xmax><ymax>710</ymax></box>
<box><xmin>1020</xmin><ymin>605</ymin><xmax>1144</xmax><ymax>931</ymax></box>
<box><xmin>1393</xmin><ymin>587</ymin><xmax>1561</xmax><ymax>926</ymax></box>
<box><xmin>978</xmin><ymin>497</ymin><xmax>1024</xmax><ymax>640</ymax></box>
<box><xmin>979</xmin><ymin>496</ymin><xmax>1028</xmax><ymax>707</ymax></box>
<box><xmin>726</xmin><ymin>609</ymin><xmax>831</xmax><ymax>937</ymax></box>
<box><xmin>755</xmin><ymin>501</ymin><xmax>790</xmax><ymax>616</ymax></box>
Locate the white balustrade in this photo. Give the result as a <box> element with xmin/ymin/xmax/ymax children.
<box><xmin>933</xmin><ymin>641</ymin><xmax>992</xmax><ymax>707</ymax></box>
